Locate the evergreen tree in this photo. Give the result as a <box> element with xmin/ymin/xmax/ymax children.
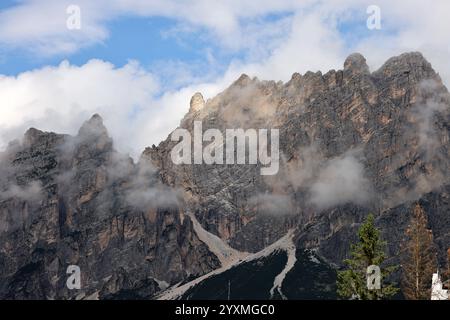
<box><xmin>337</xmin><ymin>214</ymin><xmax>399</xmax><ymax>299</ymax></box>
<box><xmin>443</xmin><ymin>249</ymin><xmax>450</xmax><ymax>297</ymax></box>
<box><xmin>445</xmin><ymin>249</ymin><xmax>450</xmax><ymax>296</ymax></box>
<box><xmin>401</xmin><ymin>203</ymin><xmax>437</xmax><ymax>300</ymax></box>
<box><xmin>447</xmin><ymin>248</ymin><xmax>450</xmax><ymax>280</ymax></box>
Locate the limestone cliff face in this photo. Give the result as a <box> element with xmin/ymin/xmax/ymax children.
<box><xmin>147</xmin><ymin>52</ymin><xmax>450</xmax><ymax>263</ymax></box>
<box><xmin>0</xmin><ymin>52</ymin><xmax>449</xmax><ymax>299</ymax></box>
<box><xmin>0</xmin><ymin>115</ymin><xmax>219</xmax><ymax>299</ymax></box>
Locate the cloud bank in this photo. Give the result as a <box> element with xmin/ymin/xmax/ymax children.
<box><xmin>0</xmin><ymin>59</ymin><xmax>223</xmax><ymax>158</ymax></box>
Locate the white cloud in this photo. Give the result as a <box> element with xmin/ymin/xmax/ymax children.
<box><xmin>0</xmin><ymin>0</ymin><xmax>305</xmax><ymax>55</ymax></box>
<box><xmin>309</xmin><ymin>152</ymin><xmax>373</xmax><ymax>210</ymax></box>
<box><xmin>0</xmin><ymin>181</ymin><xmax>43</xmax><ymax>202</ymax></box>
<box><xmin>124</xmin><ymin>161</ymin><xmax>181</xmax><ymax>210</ymax></box>
<box><xmin>238</xmin><ymin>10</ymin><xmax>346</xmax><ymax>80</ymax></box>
<box><xmin>0</xmin><ymin>58</ymin><xmax>229</xmax><ymax>158</ymax></box>
<box><xmin>248</xmin><ymin>193</ymin><xmax>294</xmax><ymax>215</ymax></box>
<box><xmin>1</xmin><ymin>1</ymin><xmax>447</xmax><ymax>74</ymax></box>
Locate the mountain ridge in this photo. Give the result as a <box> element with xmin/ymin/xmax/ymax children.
<box><xmin>0</xmin><ymin>52</ymin><xmax>449</xmax><ymax>299</ymax></box>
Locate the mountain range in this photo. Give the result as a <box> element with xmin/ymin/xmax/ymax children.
<box><xmin>0</xmin><ymin>52</ymin><xmax>449</xmax><ymax>299</ymax></box>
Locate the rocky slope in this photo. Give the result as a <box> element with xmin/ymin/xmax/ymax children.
<box><xmin>147</xmin><ymin>52</ymin><xmax>450</xmax><ymax>264</ymax></box>
<box><xmin>0</xmin><ymin>52</ymin><xmax>449</xmax><ymax>299</ymax></box>
<box><xmin>0</xmin><ymin>115</ymin><xmax>219</xmax><ymax>299</ymax></box>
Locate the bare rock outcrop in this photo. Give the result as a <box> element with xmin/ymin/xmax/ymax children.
<box><xmin>1</xmin><ymin>52</ymin><xmax>449</xmax><ymax>299</ymax></box>
<box><xmin>189</xmin><ymin>92</ymin><xmax>205</xmax><ymax>113</ymax></box>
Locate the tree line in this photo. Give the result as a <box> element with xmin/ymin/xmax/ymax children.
<box><xmin>337</xmin><ymin>204</ymin><xmax>450</xmax><ymax>300</ymax></box>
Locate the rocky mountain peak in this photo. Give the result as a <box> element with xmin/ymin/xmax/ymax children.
<box><xmin>380</xmin><ymin>52</ymin><xmax>430</xmax><ymax>70</ymax></box>
<box><xmin>374</xmin><ymin>52</ymin><xmax>437</xmax><ymax>83</ymax></box>
<box><xmin>291</xmin><ymin>72</ymin><xmax>302</xmax><ymax>81</ymax></box>
<box><xmin>189</xmin><ymin>92</ymin><xmax>205</xmax><ymax>113</ymax></box>
<box><xmin>75</xmin><ymin>114</ymin><xmax>113</xmax><ymax>157</ymax></box>
<box><xmin>78</xmin><ymin>114</ymin><xmax>107</xmax><ymax>138</ymax></box>
<box><xmin>22</xmin><ymin>127</ymin><xmax>63</xmax><ymax>150</ymax></box>
<box><xmin>0</xmin><ymin>52</ymin><xmax>449</xmax><ymax>300</ymax></box>
<box><xmin>23</xmin><ymin>127</ymin><xmax>45</xmax><ymax>144</ymax></box>
<box><xmin>344</xmin><ymin>52</ymin><xmax>370</xmax><ymax>74</ymax></box>
<box><xmin>233</xmin><ymin>73</ymin><xmax>252</xmax><ymax>87</ymax></box>
<box><xmin>149</xmin><ymin>51</ymin><xmax>450</xmax><ymax>258</ymax></box>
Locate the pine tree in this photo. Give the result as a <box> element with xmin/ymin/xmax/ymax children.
<box><xmin>447</xmin><ymin>249</ymin><xmax>450</xmax><ymax>295</ymax></box>
<box><xmin>337</xmin><ymin>214</ymin><xmax>399</xmax><ymax>300</ymax></box>
<box><xmin>447</xmin><ymin>248</ymin><xmax>450</xmax><ymax>279</ymax></box>
<box><xmin>441</xmin><ymin>248</ymin><xmax>450</xmax><ymax>293</ymax></box>
<box><xmin>401</xmin><ymin>203</ymin><xmax>437</xmax><ymax>300</ymax></box>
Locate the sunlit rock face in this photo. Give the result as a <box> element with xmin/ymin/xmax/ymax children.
<box><xmin>0</xmin><ymin>115</ymin><xmax>220</xmax><ymax>300</ymax></box>
<box><xmin>148</xmin><ymin>52</ymin><xmax>450</xmax><ymax>262</ymax></box>
<box><xmin>0</xmin><ymin>52</ymin><xmax>449</xmax><ymax>299</ymax></box>
<box><xmin>189</xmin><ymin>92</ymin><xmax>205</xmax><ymax>113</ymax></box>
<box><xmin>343</xmin><ymin>52</ymin><xmax>370</xmax><ymax>75</ymax></box>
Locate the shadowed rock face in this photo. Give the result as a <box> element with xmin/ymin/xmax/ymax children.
<box><xmin>147</xmin><ymin>52</ymin><xmax>449</xmax><ymax>262</ymax></box>
<box><xmin>0</xmin><ymin>52</ymin><xmax>449</xmax><ymax>299</ymax></box>
<box><xmin>0</xmin><ymin>115</ymin><xmax>220</xmax><ymax>300</ymax></box>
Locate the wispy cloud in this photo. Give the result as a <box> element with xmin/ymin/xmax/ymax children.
<box><xmin>309</xmin><ymin>151</ymin><xmax>373</xmax><ymax>210</ymax></box>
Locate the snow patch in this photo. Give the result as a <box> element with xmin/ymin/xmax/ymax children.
<box><xmin>157</xmin><ymin>229</ymin><xmax>297</xmax><ymax>300</ymax></box>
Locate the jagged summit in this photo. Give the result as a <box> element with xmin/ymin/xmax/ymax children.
<box><xmin>90</xmin><ymin>113</ymin><xmax>103</xmax><ymax>122</ymax></box>
<box><xmin>226</xmin><ymin>52</ymin><xmax>434</xmax><ymax>90</ymax></box>
<box><xmin>0</xmin><ymin>51</ymin><xmax>449</xmax><ymax>300</ymax></box>
<box><xmin>233</xmin><ymin>73</ymin><xmax>252</xmax><ymax>86</ymax></box>
<box><xmin>189</xmin><ymin>92</ymin><xmax>205</xmax><ymax>113</ymax></box>
<box><xmin>24</xmin><ymin>127</ymin><xmax>44</xmax><ymax>140</ymax></box>
<box><xmin>376</xmin><ymin>52</ymin><xmax>434</xmax><ymax>74</ymax></box>
<box><xmin>344</xmin><ymin>53</ymin><xmax>370</xmax><ymax>74</ymax></box>
<box><xmin>290</xmin><ymin>72</ymin><xmax>302</xmax><ymax>81</ymax></box>
<box><xmin>151</xmin><ymin>50</ymin><xmax>449</xmax><ymax>252</ymax></box>
<box><xmin>78</xmin><ymin>113</ymin><xmax>109</xmax><ymax>139</ymax></box>
<box><xmin>380</xmin><ymin>51</ymin><xmax>429</xmax><ymax>69</ymax></box>
<box><xmin>22</xmin><ymin>127</ymin><xmax>61</xmax><ymax>147</ymax></box>
<box><xmin>74</xmin><ymin>113</ymin><xmax>113</xmax><ymax>156</ymax></box>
